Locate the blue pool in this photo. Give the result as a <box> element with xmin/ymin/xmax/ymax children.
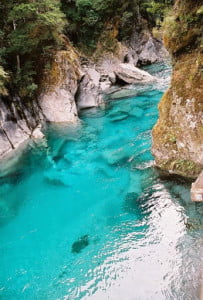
<box><xmin>0</xmin><ymin>64</ymin><xmax>203</xmax><ymax>299</ymax></box>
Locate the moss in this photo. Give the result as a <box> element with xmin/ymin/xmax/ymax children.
<box><xmin>163</xmin><ymin>1</ymin><xmax>203</xmax><ymax>54</ymax></box>
<box><xmin>40</xmin><ymin>45</ymin><xmax>81</xmax><ymax>94</ymax></box>
<box><xmin>158</xmin><ymin>159</ymin><xmax>203</xmax><ymax>178</ymax></box>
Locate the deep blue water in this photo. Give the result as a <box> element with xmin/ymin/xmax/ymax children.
<box><xmin>0</xmin><ymin>64</ymin><xmax>203</xmax><ymax>300</ymax></box>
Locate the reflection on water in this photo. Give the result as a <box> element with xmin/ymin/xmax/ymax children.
<box><xmin>0</xmin><ymin>63</ymin><xmax>203</xmax><ymax>300</ymax></box>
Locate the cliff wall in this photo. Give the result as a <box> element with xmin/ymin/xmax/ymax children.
<box><xmin>152</xmin><ymin>0</ymin><xmax>203</xmax><ymax>178</ymax></box>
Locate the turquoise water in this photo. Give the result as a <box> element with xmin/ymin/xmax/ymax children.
<box><xmin>0</xmin><ymin>64</ymin><xmax>203</xmax><ymax>299</ymax></box>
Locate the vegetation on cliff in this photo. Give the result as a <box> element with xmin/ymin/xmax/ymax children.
<box><xmin>0</xmin><ymin>0</ymin><xmax>173</xmax><ymax>99</ymax></box>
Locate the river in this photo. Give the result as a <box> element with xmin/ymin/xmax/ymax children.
<box><xmin>0</xmin><ymin>63</ymin><xmax>203</xmax><ymax>300</ymax></box>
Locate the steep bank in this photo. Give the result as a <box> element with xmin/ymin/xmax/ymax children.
<box><xmin>152</xmin><ymin>0</ymin><xmax>203</xmax><ymax>178</ymax></box>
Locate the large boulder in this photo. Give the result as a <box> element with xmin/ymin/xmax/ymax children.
<box><xmin>76</xmin><ymin>68</ymin><xmax>104</xmax><ymax>110</ymax></box>
<box><xmin>39</xmin><ymin>49</ymin><xmax>83</xmax><ymax>123</ymax></box>
<box><xmin>115</xmin><ymin>63</ymin><xmax>156</xmax><ymax>84</ymax></box>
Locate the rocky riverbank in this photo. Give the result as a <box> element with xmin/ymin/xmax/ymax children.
<box><xmin>0</xmin><ymin>31</ymin><xmax>168</xmax><ymax>160</ymax></box>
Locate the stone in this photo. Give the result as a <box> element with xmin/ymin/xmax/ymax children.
<box><xmin>0</xmin><ymin>96</ymin><xmax>40</xmax><ymax>159</ymax></box>
<box><xmin>109</xmin><ymin>72</ymin><xmax>116</xmax><ymax>84</ymax></box>
<box><xmin>102</xmin><ymin>146</ymin><xmax>134</xmax><ymax>165</ymax></box>
<box><xmin>191</xmin><ymin>171</ymin><xmax>203</xmax><ymax>202</ymax></box>
<box><xmin>108</xmin><ymin>111</ymin><xmax>129</xmax><ymax>122</ymax></box>
<box><xmin>130</xmin><ymin>107</ymin><xmax>144</xmax><ymax>118</ymax></box>
<box><xmin>130</xmin><ymin>31</ymin><xmax>169</xmax><ymax>66</ymax></box>
<box><xmin>32</xmin><ymin>125</ymin><xmax>44</xmax><ymax>139</ymax></box>
<box><xmin>115</xmin><ymin>63</ymin><xmax>156</xmax><ymax>85</ymax></box>
<box><xmin>71</xmin><ymin>235</ymin><xmax>89</xmax><ymax>253</ymax></box>
<box><xmin>137</xmin><ymin>37</ymin><xmax>166</xmax><ymax>66</ymax></box>
<box><xmin>44</xmin><ymin>169</ymin><xmax>70</xmax><ymax>186</ymax></box>
<box><xmin>40</xmin><ymin>88</ymin><xmax>78</xmax><ymax>123</ymax></box>
<box><xmin>39</xmin><ymin>50</ymin><xmax>83</xmax><ymax>123</ymax></box>
<box><xmin>76</xmin><ymin>68</ymin><xmax>104</xmax><ymax>110</ymax></box>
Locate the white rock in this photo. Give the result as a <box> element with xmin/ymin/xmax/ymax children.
<box><xmin>40</xmin><ymin>88</ymin><xmax>78</xmax><ymax>123</ymax></box>
<box><xmin>76</xmin><ymin>68</ymin><xmax>104</xmax><ymax>110</ymax></box>
<box><xmin>32</xmin><ymin>126</ymin><xmax>44</xmax><ymax>139</ymax></box>
<box><xmin>115</xmin><ymin>63</ymin><xmax>156</xmax><ymax>84</ymax></box>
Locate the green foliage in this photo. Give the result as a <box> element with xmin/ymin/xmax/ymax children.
<box><xmin>140</xmin><ymin>0</ymin><xmax>173</xmax><ymax>26</ymax></box>
<box><xmin>0</xmin><ymin>0</ymin><xmax>173</xmax><ymax>97</ymax></box>
<box><xmin>61</xmin><ymin>0</ymin><xmax>141</xmax><ymax>50</ymax></box>
<box><xmin>1</xmin><ymin>0</ymin><xmax>66</xmax><ymax>98</ymax></box>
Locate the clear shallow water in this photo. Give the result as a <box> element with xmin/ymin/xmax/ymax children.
<box><xmin>0</xmin><ymin>64</ymin><xmax>203</xmax><ymax>300</ymax></box>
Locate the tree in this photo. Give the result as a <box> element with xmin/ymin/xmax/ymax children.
<box><xmin>1</xmin><ymin>0</ymin><xmax>66</xmax><ymax>97</ymax></box>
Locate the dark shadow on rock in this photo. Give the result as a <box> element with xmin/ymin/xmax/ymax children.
<box><xmin>71</xmin><ymin>234</ymin><xmax>89</xmax><ymax>254</ymax></box>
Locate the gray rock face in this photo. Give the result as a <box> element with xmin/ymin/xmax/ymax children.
<box><xmin>40</xmin><ymin>87</ymin><xmax>78</xmax><ymax>123</ymax></box>
<box><xmin>0</xmin><ymin>96</ymin><xmax>43</xmax><ymax>159</ymax></box>
<box><xmin>130</xmin><ymin>31</ymin><xmax>169</xmax><ymax>66</ymax></box>
<box><xmin>115</xmin><ymin>63</ymin><xmax>156</xmax><ymax>84</ymax></box>
<box><xmin>39</xmin><ymin>50</ymin><xmax>83</xmax><ymax>123</ymax></box>
<box><xmin>76</xmin><ymin>68</ymin><xmax>104</xmax><ymax>110</ymax></box>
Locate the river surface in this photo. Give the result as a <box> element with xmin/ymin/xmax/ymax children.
<box><xmin>0</xmin><ymin>64</ymin><xmax>203</xmax><ymax>300</ymax></box>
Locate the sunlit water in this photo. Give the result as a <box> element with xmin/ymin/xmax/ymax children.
<box><xmin>0</xmin><ymin>64</ymin><xmax>203</xmax><ymax>300</ymax></box>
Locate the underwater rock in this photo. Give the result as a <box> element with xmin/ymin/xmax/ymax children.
<box><xmin>129</xmin><ymin>107</ymin><xmax>144</xmax><ymax>118</ymax></box>
<box><xmin>102</xmin><ymin>146</ymin><xmax>134</xmax><ymax>165</ymax></box>
<box><xmin>108</xmin><ymin>111</ymin><xmax>129</xmax><ymax>122</ymax></box>
<box><xmin>44</xmin><ymin>169</ymin><xmax>69</xmax><ymax>187</ymax></box>
<box><xmin>123</xmin><ymin>192</ymin><xmax>139</xmax><ymax>213</ymax></box>
<box><xmin>127</xmin><ymin>171</ymin><xmax>142</xmax><ymax>194</ymax></box>
<box><xmin>71</xmin><ymin>235</ymin><xmax>89</xmax><ymax>253</ymax></box>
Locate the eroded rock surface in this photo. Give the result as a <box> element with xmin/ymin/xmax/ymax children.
<box><xmin>39</xmin><ymin>49</ymin><xmax>83</xmax><ymax>123</ymax></box>
<box><xmin>0</xmin><ymin>96</ymin><xmax>42</xmax><ymax>158</ymax></box>
<box><xmin>76</xmin><ymin>68</ymin><xmax>104</xmax><ymax>110</ymax></box>
<box><xmin>152</xmin><ymin>0</ymin><xmax>203</xmax><ymax>178</ymax></box>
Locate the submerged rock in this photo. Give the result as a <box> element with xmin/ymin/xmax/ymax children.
<box><xmin>108</xmin><ymin>111</ymin><xmax>129</xmax><ymax>122</ymax></box>
<box><xmin>71</xmin><ymin>235</ymin><xmax>89</xmax><ymax>253</ymax></box>
<box><xmin>129</xmin><ymin>107</ymin><xmax>144</xmax><ymax>118</ymax></box>
<box><xmin>123</xmin><ymin>192</ymin><xmax>139</xmax><ymax>213</ymax></box>
<box><xmin>102</xmin><ymin>146</ymin><xmax>134</xmax><ymax>165</ymax></box>
<box><xmin>44</xmin><ymin>169</ymin><xmax>69</xmax><ymax>187</ymax></box>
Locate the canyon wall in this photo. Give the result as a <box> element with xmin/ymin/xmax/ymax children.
<box><xmin>152</xmin><ymin>0</ymin><xmax>203</xmax><ymax>178</ymax></box>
